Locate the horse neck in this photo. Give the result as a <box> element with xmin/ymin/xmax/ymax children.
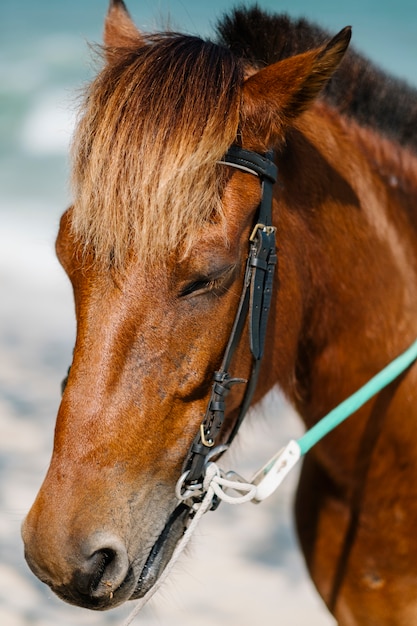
<box><xmin>272</xmin><ymin>103</ymin><xmax>417</xmax><ymax>433</ymax></box>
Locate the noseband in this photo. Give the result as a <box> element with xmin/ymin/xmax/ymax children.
<box><xmin>182</xmin><ymin>146</ymin><xmax>278</xmax><ymax>489</ymax></box>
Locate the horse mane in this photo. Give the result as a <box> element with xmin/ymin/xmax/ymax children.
<box><xmin>71</xmin><ymin>6</ymin><xmax>417</xmax><ymax>269</ymax></box>
<box><xmin>216</xmin><ymin>6</ymin><xmax>417</xmax><ymax>153</ymax></box>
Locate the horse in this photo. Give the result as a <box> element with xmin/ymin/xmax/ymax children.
<box><xmin>22</xmin><ymin>1</ymin><xmax>417</xmax><ymax>624</ymax></box>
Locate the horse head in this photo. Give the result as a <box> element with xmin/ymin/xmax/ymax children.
<box><xmin>22</xmin><ymin>0</ymin><xmax>350</xmax><ymax>610</ymax></box>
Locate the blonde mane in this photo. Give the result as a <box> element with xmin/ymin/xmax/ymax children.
<box><xmin>70</xmin><ymin>33</ymin><xmax>243</xmax><ymax>268</ymax></box>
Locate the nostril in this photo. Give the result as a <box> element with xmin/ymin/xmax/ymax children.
<box><xmin>76</xmin><ymin>535</ymin><xmax>130</xmax><ymax>601</ymax></box>
<box><xmin>88</xmin><ymin>549</ymin><xmax>117</xmax><ymax>594</ymax></box>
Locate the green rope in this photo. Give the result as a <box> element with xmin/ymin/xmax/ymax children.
<box><xmin>297</xmin><ymin>338</ymin><xmax>417</xmax><ymax>456</ymax></box>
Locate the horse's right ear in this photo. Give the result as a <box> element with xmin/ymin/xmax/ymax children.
<box><xmin>241</xmin><ymin>26</ymin><xmax>351</xmax><ymax>150</ymax></box>
<box><xmin>104</xmin><ymin>0</ymin><xmax>144</xmax><ymax>58</ymax></box>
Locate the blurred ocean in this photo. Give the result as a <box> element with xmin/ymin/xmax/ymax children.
<box><xmin>1</xmin><ymin>1</ymin><xmax>417</xmax><ymax>625</ymax></box>
<box><xmin>2</xmin><ymin>0</ymin><xmax>417</xmax><ymax>236</ymax></box>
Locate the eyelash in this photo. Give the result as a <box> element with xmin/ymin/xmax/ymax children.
<box><xmin>179</xmin><ymin>265</ymin><xmax>236</xmax><ymax>298</ymax></box>
<box><xmin>179</xmin><ymin>277</ymin><xmax>222</xmax><ymax>298</ymax></box>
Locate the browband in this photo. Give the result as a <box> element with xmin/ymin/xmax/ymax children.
<box><xmin>221</xmin><ymin>146</ymin><xmax>278</xmax><ymax>183</ymax></box>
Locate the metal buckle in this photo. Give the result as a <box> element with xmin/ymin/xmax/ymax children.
<box><xmin>200</xmin><ymin>424</ymin><xmax>215</xmax><ymax>447</ymax></box>
<box><xmin>249</xmin><ymin>223</ymin><xmax>276</xmax><ymax>241</ymax></box>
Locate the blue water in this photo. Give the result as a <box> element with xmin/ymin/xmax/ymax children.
<box><xmin>1</xmin><ymin>0</ymin><xmax>417</xmax><ymax>224</ymax></box>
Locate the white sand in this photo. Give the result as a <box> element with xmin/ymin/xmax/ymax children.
<box><xmin>0</xmin><ymin>212</ymin><xmax>335</xmax><ymax>625</ymax></box>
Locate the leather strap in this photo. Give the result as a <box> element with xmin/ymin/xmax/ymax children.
<box><xmin>223</xmin><ymin>146</ymin><xmax>278</xmax><ymax>183</ymax></box>
<box><xmin>183</xmin><ymin>146</ymin><xmax>278</xmax><ymax>486</ymax></box>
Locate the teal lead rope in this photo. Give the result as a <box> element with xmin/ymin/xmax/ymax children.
<box><xmin>298</xmin><ymin>337</ymin><xmax>417</xmax><ymax>455</ymax></box>
<box><xmin>248</xmin><ymin>337</ymin><xmax>417</xmax><ymax>502</ymax></box>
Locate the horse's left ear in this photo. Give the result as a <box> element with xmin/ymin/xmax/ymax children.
<box><xmin>241</xmin><ymin>26</ymin><xmax>351</xmax><ymax>149</ymax></box>
<box><xmin>104</xmin><ymin>0</ymin><xmax>144</xmax><ymax>58</ymax></box>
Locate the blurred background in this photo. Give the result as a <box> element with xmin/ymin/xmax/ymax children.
<box><xmin>1</xmin><ymin>1</ymin><xmax>417</xmax><ymax>624</ymax></box>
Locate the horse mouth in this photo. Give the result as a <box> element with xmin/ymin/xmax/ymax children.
<box><xmin>131</xmin><ymin>502</ymin><xmax>191</xmax><ymax>599</ymax></box>
<box><xmin>43</xmin><ymin>502</ymin><xmax>191</xmax><ymax>610</ymax></box>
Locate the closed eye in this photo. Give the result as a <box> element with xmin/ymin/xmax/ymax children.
<box><xmin>179</xmin><ymin>265</ymin><xmax>236</xmax><ymax>298</ymax></box>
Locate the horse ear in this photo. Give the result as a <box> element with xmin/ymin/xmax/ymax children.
<box><xmin>104</xmin><ymin>0</ymin><xmax>144</xmax><ymax>56</ymax></box>
<box><xmin>241</xmin><ymin>26</ymin><xmax>351</xmax><ymax>149</ymax></box>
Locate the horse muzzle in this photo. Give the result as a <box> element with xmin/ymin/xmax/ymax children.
<box><xmin>22</xmin><ymin>500</ymin><xmax>190</xmax><ymax>610</ymax></box>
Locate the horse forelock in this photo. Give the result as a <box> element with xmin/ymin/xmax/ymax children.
<box><xmin>70</xmin><ymin>33</ymin><xmax>243</xmax><ymax>269</ymax></box>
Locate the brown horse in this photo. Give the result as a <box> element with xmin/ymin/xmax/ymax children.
<box><xmin>22</xmin><ymin>1</ymin><xmax>417</xmax><ymax>624</ymax></box>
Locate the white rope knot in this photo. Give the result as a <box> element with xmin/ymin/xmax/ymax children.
<box><xmin>203</xmin><ymin>462</ymin><xmax>257</xmax><ymax>504</ymax></box>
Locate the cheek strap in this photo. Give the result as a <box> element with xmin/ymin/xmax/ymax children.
<box><xmin>182</xmin><ymin>146</ymin><xmax>278</xmax><ymax>488</ymax></box>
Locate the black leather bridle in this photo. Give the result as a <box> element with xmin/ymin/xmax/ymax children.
<box><xmin>182</xmin><ymin>145</ymin><xmax>278</xmax><ymax>489</ymax></box>
<box><xmin>61</xmin><ymin>146</ymin><xmax>278</xmax><ymax>498</ymax></box>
